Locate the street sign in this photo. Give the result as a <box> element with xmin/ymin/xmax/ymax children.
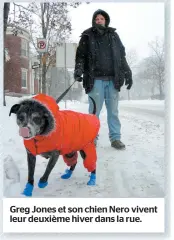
<box><xmin>32</xmin><ymin>64</ymin><xmax>40</xmax><ymax>69</ymax></box>
<box><xmin>37</xmin><ymin>38</ymin><xmax>47</xmax><ymax>53</ymax></box>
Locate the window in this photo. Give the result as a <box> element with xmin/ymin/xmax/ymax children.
<box><xmin>21</xmin><ymin>38</ymin><xmax>28</xmax><ymax>57</ymax></box>
<box><xmin>21</xmin><ymin>68</ymin><xmax>28</xmax><ymax>88</ymax></box>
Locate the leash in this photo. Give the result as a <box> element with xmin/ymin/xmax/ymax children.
<box><xmin>55</xmin><ymin>77</ymin><xmax>82</xmax><ymax>103</ymax></box>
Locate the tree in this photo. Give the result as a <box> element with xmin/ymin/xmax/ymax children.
<box><xmin>3</xmin><ymin>3</ymin><xmax>10</xmax><ymax>106</ymax></box>
<box><xmin>9</xmin><ymin>2</ymin><xmax>81</xmax><ymax>93</ymax></box>
<box><xmin>125</xmin><ymin>49</ymin><xmax>138</xmax><ymax>100</ymax></box>
<box><xmin>135</xmin><ymin>58</ymin><xmax>156</xmax><ymax>99</ymax></box>
<box><xmin>148</xmin><ymin>38</ymin><xmax>165</xmax><ymax>99</ymax></box>
<box><xmin>126</xmin><ymin>49</ymin><xmax>138</xmax><ymax>69</ymax></box>
<box><xmin>136</xmin><ymin>38</ymin><xmax>164</xmax><ymax>99</ymax></box>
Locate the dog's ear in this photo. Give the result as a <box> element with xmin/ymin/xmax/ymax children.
<box><xmin>9</xmin><ymin>104</ymin><xmax>21</xmax><ymax>116</ymax></box>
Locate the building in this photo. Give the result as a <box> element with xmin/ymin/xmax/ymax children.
<box><xmin>4</xmin><ymin>25</ymin><xmax>31</xmax><ymax>95</ymax></box>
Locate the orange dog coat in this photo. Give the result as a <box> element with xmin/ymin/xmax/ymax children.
<box><xmin>23</xmin><ymin>94</ymin><xmax>100</xmax><ymax>172</ymax></box>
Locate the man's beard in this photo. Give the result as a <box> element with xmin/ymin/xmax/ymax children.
<box><xmin>95</xmin><ymin>23</ymin><xmax>106</xmax><ymax>29</ymax></box>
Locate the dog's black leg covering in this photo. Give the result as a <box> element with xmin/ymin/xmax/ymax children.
<box><xmin>38</xmin><ymin>150</ymin><xmax>60</xmax><ymax>188</ymax></box>
<box><xmin>22</xmin><ymin>151</ymin><xmax>36</xmax><ymax>197</ymax></box>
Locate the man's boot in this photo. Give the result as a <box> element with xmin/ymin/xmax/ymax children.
<box><xmin>111</xmin><ymin>140</ymin><xmax>125</xmax><ymax>150</ymax></box>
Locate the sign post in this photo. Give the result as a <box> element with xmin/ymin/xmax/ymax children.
<box><xmin>37</xmin><ymin>38</ymin><xmax>47</xmax><ymax>92</ymax></box>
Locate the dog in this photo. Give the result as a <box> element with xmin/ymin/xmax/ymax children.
<box><xmin>9</xmin><ymin>94</ymin><xmax>100</xmax><ymax>197</ymax></box>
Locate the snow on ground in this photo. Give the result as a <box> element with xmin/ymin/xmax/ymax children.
<box><xmin>2</xmin><ymin>96</ymin><xmax>164</xmax><ymax>198</ymax></box>
<box><xmin>120</xmin><ymin>99</ymin><xmax>164</xmax><ymax>117</ymax></box>
<box><xmin>120</xmin><ymin>99</ymin><xmax>164</xmax><ymax>107</ymax></box>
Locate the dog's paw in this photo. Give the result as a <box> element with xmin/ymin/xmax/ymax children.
<box><xmin>38</xmin><ymin>181</ymin><xmax>48</xmax><ymax>188</ymax></box>
<box><xmin>87</xmin><ymin>173</ymin><xmax>96</xmax><ymax>186</ymax></box>
<box><xmin>61</xmin><ymin>169</ymin><xmax>73</xmax><ymax>179</ymax></box>
<box><xmin>22</xmin><ymin>183</ymin><xmax>34</xmax><ymax>197</ymax></box>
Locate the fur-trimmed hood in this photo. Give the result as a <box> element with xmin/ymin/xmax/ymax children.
<box><xmin>32</xmin><ymin>93</ymin><xmax>59</xmax><ymax>135</ymax></box>
<box><xmin>32</xmin><ymin>93</ymin><xmax>59</xmax><ymax>120</ymax></box>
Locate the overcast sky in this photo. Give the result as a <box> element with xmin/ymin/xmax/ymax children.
<box><xmin>68</xmin><ymin>2</ymin><xmax>164</xmax><ymax>60</ymax></box>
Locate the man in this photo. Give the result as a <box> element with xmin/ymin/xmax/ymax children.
<box><xmin>74</xmin><ymin>9</ymin><xmax>133</xmax><ymax>149</ymax></box>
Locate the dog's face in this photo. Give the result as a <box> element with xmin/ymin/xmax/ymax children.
<box><xmin>16</xmin><ymin>110</ymin><xmax>47</xmax><ymax>139</ymax></box>
<box><xmin>9</xmin><ymin>100</ymin><xmax>54</xmax><ymax>139</ymax></box>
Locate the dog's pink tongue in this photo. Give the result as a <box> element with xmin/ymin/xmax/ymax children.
<box><xmin>19</xmin><ymin>127</ymin><xmax>30</xmax><ymax>138</ymax></box>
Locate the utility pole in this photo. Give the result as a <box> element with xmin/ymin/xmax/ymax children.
<box><xmin>3</xmin><ymin>3</ymin><xmax>10</xmax><ymax>106</ymax></box>
<box><xmin>39</xmin><ymin>54</ymin><xmax>42</xmax><ymax>93</ymax></box>
<box><xmin>127</xmin><ymin>90</ymin><xmax>130</xmax><ymax>100</ymax></box>
<box><xmin>64</xmin><ymin>42</ymin><xmax>67</xmax><ymax>108</ymax></box>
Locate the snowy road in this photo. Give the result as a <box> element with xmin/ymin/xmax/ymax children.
<box><xmin>3</xmin><ymin>97</ymin><xmax>164</xmax><ymax>198</ymax></box>
<box><xmin>120</xmin><ymin>106</ymin><xmax>164</xmax><ymax>117</ymax></box>
<box><xmin>120</xmin><ymin>100</ymin><xmax>164</xmax><ymax>117</ymax></box>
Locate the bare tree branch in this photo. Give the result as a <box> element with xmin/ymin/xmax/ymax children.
<box><xmin>13</xmin><ymin>3</ymin><xmax>40</xmax><ymax>17</ymax></box>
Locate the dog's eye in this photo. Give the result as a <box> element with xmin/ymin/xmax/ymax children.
<box><xmin>18</xmin><ymin>115</ymin><xmax>24</xmax><ymax>121</ymax></box>
<box><xmin>33</xmin><ymin>117</ymin><xmax>42</xmax><ymax>125</ymax></box>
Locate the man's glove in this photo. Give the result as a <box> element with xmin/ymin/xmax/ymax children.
<box><xmin>74</xmin><ymin>69</ymin><xmax>83</xmax><ymax>82</ymax></box>
<box><xmin>125</xmin><ymin>77</ymin><xmax>133</xmax><ymax>90</ymax></box>
<box><xmin>125</xmin><ymin>71</ymin><xmax>133</xmax><ymax>90</ymax></box>
<box><xmin>76</xmin><ymin>77</ymin><xmax>83</xmax><ymax>82</ymax></box>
